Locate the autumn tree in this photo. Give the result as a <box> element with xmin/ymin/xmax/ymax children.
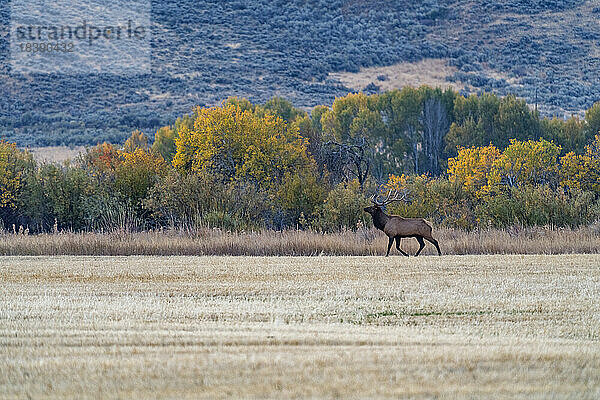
<box><xmin>115</xmin><ymin>148</ymin><xmax>167</xmax><ymax>208</ymax></box>
<box><xmin>486</xmin><ymin>139</ymin><xmax>561</xmax><ymax>191</ymax></box>
<box><xmin>0</xmin><ymin>141</ymin><xmax>33</xmax><ymax>210</ymax></box>
<box><xmin>81</xmin><ymin>142</ymin><xmax>122</xmax><ymax>176</ymax></box>
<box><xmin>447</xmin><ymin>144</ymin><xmax>501</xmax><ymax>195</ymax></box>
<box><xmin>560</xmin><ymin>134</ymin><xmax>600</xmax><ymax>194</ymax></box>
<box><xmin>123</xmin><ymin>130</ymin><xmax>149</xmax><ymax>153</ymax></box>
<box><xmin>173</xmin><ymin>103</ymin><xmax>314</xmax><ymax>185</ymax></box>
<box><xmin>172</xmin><ymin>103</ymin><xmax>322</xmax><ymax>227</ymax></box>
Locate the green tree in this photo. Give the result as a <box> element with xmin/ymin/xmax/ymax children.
<box><xmin>260</xmin><ymin>97</ymin><xmax>306</xmax><ymax>123</ymax></box>
<box><xmin>375</xmin><ymin>88</ymin><xmax>422</xmax><ymax>174</ymax></box>
<box><xmin>585</xmin><ymin>101</ymin><xmax>600</xmax><ymax>139</ymax></box>
<box><xmin>445</xmin><ymin>117</ymin><xmax>484</xmax><ymax>156</ymax></box>
<box><xmin>541</xmin><ymin>116</ymin><xmax>586</xmax><ymax>154</ymax></box>
<box><xmin>151</xmin><ymin>126</ymin><xmax>177</xmax><ymax>162</ymax></box>
<box><xmin>36</xmin><ymin>163</ymin><xmax>100</xmax><ymax>231</ymax></box>
<box><xmin>494</xmin><ymin>95</ymin><xmax>541</xmax><ymax>149</ymax></box>
<box><xmin>310</xmin><ymin>105</ymin><xmax>329</xmax><ymax>134</ymax></box>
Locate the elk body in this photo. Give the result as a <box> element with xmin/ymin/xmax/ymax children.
<box><xmin>364</xmin><ymin>189</ymin><xmax>442</xmax><ymax>257</ymax></box>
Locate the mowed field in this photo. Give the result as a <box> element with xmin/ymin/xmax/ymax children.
<box><xmin>1</xmin><ymin>255</ymin><xmax>599</xmax><ymax>399</ymax></box>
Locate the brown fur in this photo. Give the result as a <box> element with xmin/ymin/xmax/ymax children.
<box><xmin>364</xmin><ymin>205</ymin><xmax>442</xmax><ymax>257</ymax></box>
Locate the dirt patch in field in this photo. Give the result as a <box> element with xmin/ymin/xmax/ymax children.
<box><xmin>28</xmin><ymin>146</ymin><xmax>86</xmax><ymax>163</ymax></box>
<box><xmin>329</xmin><ymin>58</ymin><xmax>471</xmax><ymax>92</ymax></box>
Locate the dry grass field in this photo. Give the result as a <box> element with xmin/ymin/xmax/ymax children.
<box><xmin>1</xmin><ymin>226</ymin><xmax>599</xmax><ymax>256</ymax></box>
<box><xmin>1</xmin><ymin>255</ymin><xmax>599</xmax><ymax>399</ymax></box>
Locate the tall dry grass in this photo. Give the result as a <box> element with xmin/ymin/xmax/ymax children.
<box><xmin>0</xmin><ymin>226</ymin><xmax>598</xmax><ymax>256</ymax></box>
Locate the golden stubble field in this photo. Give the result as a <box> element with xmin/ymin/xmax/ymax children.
<box><xmin>1</xmin><ymin>255</ymin><xmax>599</xmax><ymax>399</ymax></box>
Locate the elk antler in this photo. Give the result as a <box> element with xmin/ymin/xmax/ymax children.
<box><xmin>371</xmin><ymin>185</ymin><xmax>410</xmax><ymax>206</ymax></box>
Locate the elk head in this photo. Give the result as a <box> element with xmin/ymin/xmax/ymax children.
<box><xmin>363</xmin><ymin>186</ymin><xmax>410</xmax><ymax>215</ymax></box>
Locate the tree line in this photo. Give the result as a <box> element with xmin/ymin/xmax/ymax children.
<box><xmin>2</xmin><ymin>86</ymin><xmax>600</xmax><ymax>233</ymax></box>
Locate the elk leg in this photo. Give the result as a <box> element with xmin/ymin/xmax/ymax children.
<box><xmin>425</xmin><ymin>236</ymin><xmax>442</xmax><ymax>256</ymax></box>
<box><xmin>386</xmin><ymin>237</ymin><xmax>394</xmax><ymax>257</ymax></box>
<box><xmin>395</xmin><ymin>237</ymin><xmax>409</xmax><ymax>257</ymax></box>
<box><xmin>414</xmin><ymin>236</ymin><xmax>426</xmax><ymax>257</ymax></box>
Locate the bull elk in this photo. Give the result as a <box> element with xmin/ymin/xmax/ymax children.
<box><xmin>363</xmin><ymin>188</ymin><xmax>442</xmax><ymax>257</ymax></box>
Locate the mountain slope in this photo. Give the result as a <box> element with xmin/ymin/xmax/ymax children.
<box><xmin>0</xmin><ymin>0</ymin><xmax>598</xmax><ymax>146</ymax></box>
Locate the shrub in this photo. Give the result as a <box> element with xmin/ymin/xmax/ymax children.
<box><xmin>385</xmin><ymin>174</ymin><xmax>476</xmax><ymax>229</ymax></box>
<box><xmin>143</xmin><ymin>170</ymin><xmax>221</xmax><ymax>227</ymax></box>
<box><xmin>312</xmin><ymin>180</ymin><xmax>368</xmax><ymax>232</ymax></box>
<box><xmin>476</xmin><ymin>185</ymin><xmax>599</xmax><ymax>228</ymax></box>
<box><xmin>114</xmin><ymin>148</ymin><xmax>167</xmax><ymax>209</ymax></box>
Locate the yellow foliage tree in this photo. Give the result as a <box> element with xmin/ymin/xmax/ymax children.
<box><xmin>384</xmin><ymin>173</ymin><xmax>410</xmax><ymax>192</ymax></box>
<box><xmin>560</xmin><ymin>134</ymin><xmax>600</xmax><ymax>194</ymax></box>
<box><xmin>0</xmin><ymin>142</ymin><xmax>33</xmax><ymax>209</ymax></box>
<box><xmin>172</xmin><ymin>103</ymin><xmax>315</xmax><ymax>188</ymax></box>
<box><xmin>447</xmin><ymin>144</ymin><xmax>501</xmax><ymax>195</ymax></box>
<box><xmin>123</xmin><ymin>130</ymin><xmax>149</xmax><ymax>153</ymax></box>
<box><xmin>383</xmin><ymin>173</ymin><xmax>432</xmax><ymax>217</ymax></box>
<box><xmin>486</xmin><ymin>139</ymin><xmax>561</xmax><ymax>191</ymax></box>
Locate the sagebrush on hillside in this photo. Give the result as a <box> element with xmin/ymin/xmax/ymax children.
<box><xmin>2</xmin><ymin>1</ymin><xmax>598</xmax><ymax>146</ymax></box>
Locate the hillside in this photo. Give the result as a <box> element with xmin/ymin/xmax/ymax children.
<box><xmin>1</xmin><ymin>0</ymin><xmax>599</xmax><ymax>146</ymax></box>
